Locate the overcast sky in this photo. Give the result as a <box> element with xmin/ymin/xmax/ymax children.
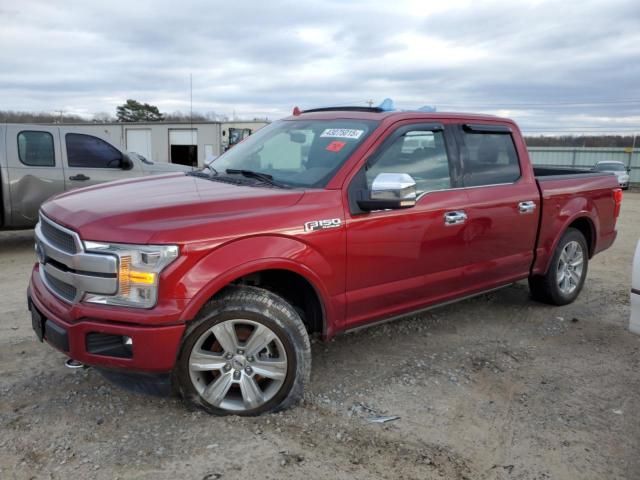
<box><xmin>1</xmin><ymin>0</ymin><xmax>639</xmax><ymax>133</ymax></box>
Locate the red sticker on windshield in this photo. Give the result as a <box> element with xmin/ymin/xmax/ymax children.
<box><xmin>326</xmin><ymin>140</ymin><xmax>346</xmax><ymax>152</ymax></box>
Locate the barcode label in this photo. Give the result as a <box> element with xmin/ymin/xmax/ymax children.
<box><xmin>320</xmin><ymin>129</ymin><xmax>364</xmax><ymax>139</ymax></box>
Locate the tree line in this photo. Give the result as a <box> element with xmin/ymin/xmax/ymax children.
<box><xmin>0</xmin><ymin>100</ymin><xmax>635</xmax><ymax>148</ymax></box>
<box><xmin>0</xmin><ymin>99</ymin><xmax>256</xmax><ymax>124</ymax></box>
<box><xmin>524</xmin><ymin>135</ymin><xmax>637</xmax><ymax>148</ymax></box>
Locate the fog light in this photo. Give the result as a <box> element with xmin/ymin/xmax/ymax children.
<box><xmin>123</xmin><ymin>336</ymin><xmax>133</xmax><ymax>347</ymax></box>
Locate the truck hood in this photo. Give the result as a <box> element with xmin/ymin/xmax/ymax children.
<box><xmin>42</xmin><ymin>173</ymin><xmax>306</xmax><ymax>244</ymax></box>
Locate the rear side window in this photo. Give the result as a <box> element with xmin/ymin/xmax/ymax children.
<box><xmin>18</xmin><ymin>131</ymin><xmax>55</xmax><ymax>167</ymax></box>
<box><xmin>459</xmin><ymin>129</ymin><xmax>520</xmax><ymax>187</ymax></box>
<box><xmin>66</xmin><ymin>133</ymin><xmax>123</xmax><ymax>168</ymax></box>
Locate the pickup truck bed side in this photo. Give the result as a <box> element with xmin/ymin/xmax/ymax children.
<box><xmin>533</xmin><ymin>174</ymin><xmax>618</xmax><ymax>275</ymax></box>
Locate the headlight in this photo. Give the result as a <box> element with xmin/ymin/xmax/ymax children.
<box><xmin>83</xmin><ymin>242</ymin><xmax>179</xmax><ymax>308</ymax></box>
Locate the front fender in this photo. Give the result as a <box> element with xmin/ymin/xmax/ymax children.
<box><xmin>177</xmin><ymin>235</ymin><xmax>343</xmax><ymax>334</ymax></box>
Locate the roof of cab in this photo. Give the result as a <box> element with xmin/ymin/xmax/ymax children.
<box><xmin>282</xmin><ymin>108</ymin><xmax>513</xmax><ymax>125</ymax></box>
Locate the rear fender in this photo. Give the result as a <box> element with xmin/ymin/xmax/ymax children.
<box><xmin>533</xmin><ymin>202</ymin><xmax>599</xmax><ymax>276</ymax></box>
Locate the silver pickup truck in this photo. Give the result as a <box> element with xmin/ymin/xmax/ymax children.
<box><xmin>0</xmin><ymin>124</ymin><xmax>191</xmax><ymax>229</ymax></box>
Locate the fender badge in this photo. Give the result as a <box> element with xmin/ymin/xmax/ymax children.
<box><xmin>304</xmin><ymin>218</ymin><xmax>342</xmax><ymax>232</ymax></box>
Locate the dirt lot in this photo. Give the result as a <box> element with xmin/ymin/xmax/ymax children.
<box><xmin>1</xmin><ymin>193</ymin><xmax>639</xmax><ymax>480</ymax></box>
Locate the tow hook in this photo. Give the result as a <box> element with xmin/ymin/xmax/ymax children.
<box><xmin>65</xmin><ymin>358</ymin><xmax>86</xmax><ymax>369</ymax></box>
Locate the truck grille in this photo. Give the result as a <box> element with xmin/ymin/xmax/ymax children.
<box><xmin>40</xmin><ymin>217</ymin><xmax>78</xmax><ymax>254</ymax></box>
<box><xmin>43</xmin><ymin>269</ymin><xmax>78</xmax><ymax>302</ymax></box>
<box><xmin>35</xmin><ymin>214</ymin><xmax>118</xmax><ymax>304</ymax></box>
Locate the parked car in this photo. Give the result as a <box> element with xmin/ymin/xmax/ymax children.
<box><xmin>0</xmin><ymin>124</ymin><xmax>192</xmax><ymax>229</ymax></box>
<box><xmin>594</xmin><ymin>161</ymin><xmax>630</xmax><ymax>189</ymax></box>
<box><xmin>28</xmin><ymin>106</ymin><xmax>622</xmax><ymax>415</ymax></box>
<box><xmin>631</xmin><ymin>240</ymin><xmax>640</xmax><ymax>334</ymax></box>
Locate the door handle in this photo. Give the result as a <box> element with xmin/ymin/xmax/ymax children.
<box><xmin>69</xmin><ymin>174</ymin><xmax>90</xmax><ymax>181</ymax></box>
<box><xmin>444</xmin><ymin>210</ymin><xmax>467</xmax><ymax>225</ymax></box>
<box><xmin>518</xmin><ymin>201</ymin><xmax>536</xmax><ymax>214</ymax></box>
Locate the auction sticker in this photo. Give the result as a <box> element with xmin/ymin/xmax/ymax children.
<box><xmin>326</xmin><ymin>140</ymin><xmax>346</xmax><ymax>152</ymax></box>
<box><xmin>320</xmin><ymin>128</ymin><xmax>364</xmax><ymax>139</ymax></box>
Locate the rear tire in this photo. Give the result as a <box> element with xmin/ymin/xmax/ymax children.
<box><xmin>528</xmin><ymin>228</ymin><xmax>588</xmax><ymax>306</ymax></box>
<box><xmin>174</xmin><ymin>286</ymin><xmax>311</xmax><ymax>415</ymax></box>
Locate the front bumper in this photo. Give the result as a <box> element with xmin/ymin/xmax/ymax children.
<box><xmin>29</xmin><ymin>266</ymin><xmax>186</xmax><ymax>373</ymax></box>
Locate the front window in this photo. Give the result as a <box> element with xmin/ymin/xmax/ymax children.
<box><xmin>212</xmin><ymin>119</ymin><xmax>378</xmax><ymax>187</ymax></box>
<box><xmin>366</xmin><ymin>129</ymin><xmax>452</xmax><ymax>194</ymax></box>
<box><xmin>66</xmin><ymin>133</ymin><xmax>123</xmax><ymax>169</ymax></box>
<box><xmin>596</xmin><ymin>163</ymin><xmax>625</xmax><ymax>172</ymax></box>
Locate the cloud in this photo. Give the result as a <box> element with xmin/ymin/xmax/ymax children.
<box><xmin>0</xmin><ymin>0</ymin><xmax>638</xmax><ymax>132</ymax></box>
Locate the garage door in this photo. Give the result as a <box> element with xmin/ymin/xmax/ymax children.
<box><xmin>169</xmin><ymin>129</ymin><xmax>198</xmax><ymax>167</ymax></box>
<box><xmin>126</xmin><ymin>129</ymin><xmax>152</xmax><ymax>160</ymax></box>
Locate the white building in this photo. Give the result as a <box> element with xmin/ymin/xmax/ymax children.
<box><xmin>46</xmin><ymin>121</ymin><xmax>268</xmax><ymax>167</ymax></box>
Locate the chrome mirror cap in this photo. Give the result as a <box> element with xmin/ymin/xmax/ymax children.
<box><xmin>357</xmin><ymin>173</ymin><xmax>417</xmax><ymax>211</ymax></box>
<box><xmin>370</xmin><ymin>173</ymin><xmax>417</xmax><ymax>206</ymax></box>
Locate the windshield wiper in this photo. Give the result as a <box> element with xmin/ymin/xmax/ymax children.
<box><xmin>225</xmin><ymin>169</ymin><xmax>289</xmax><ymax>188</ymax></box>
<box><xmin>204</xmin><ymin>163</ymin><xmax>218</xmax><ymax>176</ymax></box>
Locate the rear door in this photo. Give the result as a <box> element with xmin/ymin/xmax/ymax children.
<box><xmin>60</xmin><ymin>130</ymin><xmax>142</xmax><ymax>190</ymax></box>
<box><xmin>454</xmin><ymin>123</ymin><xmax>540</xmax><ymax>289</ymax></box>
<box><xmin>5</xmin><ymin>125</ymin><xmax>64</xmax><ymax>226</ymax></box>
<box><xmin>345</xmin><ymin>122</ymin><xmax>473</xmax><ymax>328</ymax></box>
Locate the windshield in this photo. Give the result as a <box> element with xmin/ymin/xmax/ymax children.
<box><xmin>212</xmin><ymin>119</ymin><xmax>378</xmax><ymax>187</ymax></box>
<box><xmin>128</xmin><ymin>151</ymin><xmax>154</xmax><ymax>165</ymax></box>
<box><xmin>596</xmin><ymin>162</ymin><xmax>625</xmax><ymax>172</ymax></box>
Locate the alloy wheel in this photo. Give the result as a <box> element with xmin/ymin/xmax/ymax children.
<box><xmin>188</xmin><ymin>319</ymin><xmax>288</xmax><ymax>412</ymax></box>
<box><xmin>556</xmin><ymin>240</ymin><xmax>584</xmax><ymax>295</ymax></box>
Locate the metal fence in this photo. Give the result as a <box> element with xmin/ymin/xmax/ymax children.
<box><xmin>528</xmin><ymin>147</ymin><xmax>640</xmax><ymax>183</ymax></box>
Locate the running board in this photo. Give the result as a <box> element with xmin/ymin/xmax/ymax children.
<box><xmin>342</xmin><ymin>283</ymin><xmax>514</xmax><ymax>335</ymax></box>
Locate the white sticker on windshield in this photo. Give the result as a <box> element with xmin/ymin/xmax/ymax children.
<box><xmin>320</xmin><ymin>128</ymin><xmax>364</xmax><ymax>140</ymax></box>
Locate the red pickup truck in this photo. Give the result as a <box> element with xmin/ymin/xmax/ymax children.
<box><xmin>28</xmin><ymin>106</ymin><xmax>622</xmax><ymax>415</ymax></box>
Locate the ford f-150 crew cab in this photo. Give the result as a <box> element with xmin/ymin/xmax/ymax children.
<box><xmin>27</xmin><ymin>106</ymin><xmax>622</xmax><ymax>415</ymax></box>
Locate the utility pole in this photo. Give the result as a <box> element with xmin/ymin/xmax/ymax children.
<box><xmin>55</xmin><ymin>110</ymin><xmax>65</xmax><ymax>123</ymax></box>
<box><xmin>366</xmin><ymin>99</ymin><xmax>373</xmax><ymax>108</ymax></box>
<box><xmin>629</xmin><ymin>133</ymin><xmax>636</xmax><ymax>174</ymax></box>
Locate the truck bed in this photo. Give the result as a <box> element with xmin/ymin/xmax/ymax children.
<box><xmin>533</xmin><ymin>166</ymin><xmax>608</xmax><ymax>180</ymax></box>
<box><xmin>531</xmin><ymin>168</ymin><xmax>620</xmax><ymax>277</ymax></box>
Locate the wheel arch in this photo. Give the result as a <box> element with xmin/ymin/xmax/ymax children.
<box><xmin>178</xmin><ymin>237</ymin><xmax>336</xmax><ymax>338</ymax></box>
<box><xmin>537</xmin><ymin>213</ymin><xmax>597</xmax><ymax>276</ymax></box>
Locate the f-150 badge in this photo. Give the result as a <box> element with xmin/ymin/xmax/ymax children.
<box><xmin>304</xmin><ymin>218</ymin><xmax>342</xmax><ymax>232</ymax></box>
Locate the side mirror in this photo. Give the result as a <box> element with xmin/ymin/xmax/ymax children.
<box><xmin>121</xmin><ymin>154</ymin><xmax>133</xmax><ymax>170</ymax></box>
<box><xmin>357</xmin><ymin>173</ymin><xmax>417</xmax><ymax>211</ymax></box>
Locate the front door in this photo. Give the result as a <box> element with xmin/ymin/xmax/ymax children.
<box><xmin>60</xmin><ymin>130</ymin><xmax>141</xmax><ymax>190</ymax></box>
<box><xmin>345</xmin><ymin>123</ymin><xmax>472</xmax><ymax>328</ymax></box>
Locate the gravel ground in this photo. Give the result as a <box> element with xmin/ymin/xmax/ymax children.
<box><xmin>1</xmin><ymin>192</ymin><xmax>640</xmax><ymax>480</ymax></box>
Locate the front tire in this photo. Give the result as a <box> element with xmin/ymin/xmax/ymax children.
<box><xmin>528</xmin><ymin>228</ymin><xmax>589</xmax><ymax>306</ymax></box>
<box><xmin>174</xmin><ymin>286</ymin><xmax>311</xmax><ymax>415</ymax></box>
